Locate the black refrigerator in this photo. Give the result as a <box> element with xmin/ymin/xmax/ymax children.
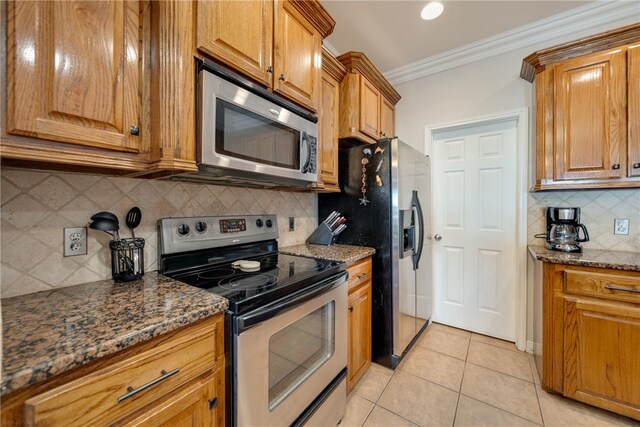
<box><xmin>319</xmin><ymin>138</ymin><xmax>432</xmax><ymax>368</ymax></box>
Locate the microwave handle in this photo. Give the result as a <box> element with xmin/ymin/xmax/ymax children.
<box><xmin>301</xmin><ymin>132</ymin><xmax>311</xmax><ymax>173</ymax></box>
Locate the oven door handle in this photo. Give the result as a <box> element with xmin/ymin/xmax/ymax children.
<box><xmin>236</xmin><ymin>272</ymin><xmax>347</xmax><ymax>333</ymax></box>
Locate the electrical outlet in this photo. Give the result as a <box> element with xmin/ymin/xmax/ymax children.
<box><xmin>64</xmin><ymin>227</ymin><xmax>87</xmax><ymax>256</ymax></box>
<box><xmin>289</xmin><ymin>217</ymin><xmax>295</xmax><ymax>231</ymax></box>
<box><xmin>614</xmin><ymin>218</ymin><xmax>630</xmax><ymax>235</ymax></box>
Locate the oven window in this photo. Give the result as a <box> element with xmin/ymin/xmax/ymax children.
<box><xmin>268</xmin><ymin>301</ymin><xmax>335</xmax><ymax>410</ymax></box>
<box><xmin>216</xmin><ymin>99</ymin><xmax>301</xmax><ymax>170</ymax></box>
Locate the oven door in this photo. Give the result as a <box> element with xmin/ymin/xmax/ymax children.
<box><xmin>235</xmin><ymin>273</ymin><xmax>347</xmax><ymax>427</ymax></box>
<box><xmin>199</xmin><ymin>69</ymin><xmax>318</xmax><ymax>183</ymax></box>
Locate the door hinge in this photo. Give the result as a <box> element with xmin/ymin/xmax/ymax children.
<box><xmin>209</xmin><ymin>397</ymin><xmax>218</xmax><ymax>410</ymax></box>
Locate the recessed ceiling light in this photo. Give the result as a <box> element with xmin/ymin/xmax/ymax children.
<box><xmin>421</xmin><ymin>1</ymin><xmax>444</xmax><ymax>20</ymax></box>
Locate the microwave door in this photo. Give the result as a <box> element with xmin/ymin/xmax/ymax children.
<box><xmin>198</xmin><ymin>68</ymin><xmax>319</xmax><ymax>185</ymax></box>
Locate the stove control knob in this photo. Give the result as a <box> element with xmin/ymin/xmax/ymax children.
<box><xmin>195</xmin><ymin>221</ymin><xmax>207</xmax><ymax>233</ymax></box>
<box><xmin>256</xmin><ymin>219</ymin><xmax>264</xmax><ymax>228</ymax></box>
<box><xmin>265</xmin><ymin>219</ymin><xmax>273</xmax><ymax>228</ymax></box>
<box><xmin>177</xmin><ymin>224</ymin><xmax>190</xmax><ymax>236</ymax></box>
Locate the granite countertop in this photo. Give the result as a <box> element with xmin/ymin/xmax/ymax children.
<box><xmin>280</xmin><ymin>243</ymin><xmax>376</xmax><ymax>264</ymax></box>
<box><xmin>1</xmin><ymin>272</ymin><xmax>228</xmax><ymax>396</ymax></box>
<box><xmin>528</xmin><ymin>245</ymin><xmax>640</xmax><ymax>272</ymax></box>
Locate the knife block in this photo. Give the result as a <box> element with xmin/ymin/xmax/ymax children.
<box><xmin>306</xmin><ymin>222</ymin><xmax>335</xmax><ymax>245</ymax></box>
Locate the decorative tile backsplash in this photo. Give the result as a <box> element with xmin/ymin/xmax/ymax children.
<box><xmin>528</xmin><ymin>189</ymin><xmax>640</xmax><ymax>252</ymax></box>
<box><xmin>1</xmin><ymin>169</ymin><xmax>318</xmax><ymax>298</ymax></box>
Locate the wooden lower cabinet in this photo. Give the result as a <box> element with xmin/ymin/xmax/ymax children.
<box><xmin>543</xmin><ymin>263</ymin><xmax>640</xmax><ymax>420</ymax></box>
<box><xmin>2</xmin><ymin>314</ymin><xmax>224</xmax><ymax>427</ymax></box>
<box><xmin>124</xmin><ymin>372</ymin><xmax>223</xmax><ymax>427</ymax></box>
<box><xmin>346</xmin><ymin>256</ymin><xmax>372</xmax><ymax>393</ymax></box>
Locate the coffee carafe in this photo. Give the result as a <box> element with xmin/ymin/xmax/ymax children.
<box><xmin>545</xmin><ymin>207</ymin><xmax>589</xmax><ymax>253</ymax></box>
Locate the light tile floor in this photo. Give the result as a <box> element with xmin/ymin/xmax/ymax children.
<box><xmin>342</xmin><ymin>322</ymin><xmax>640</xmax><ymax>427</ymax></box>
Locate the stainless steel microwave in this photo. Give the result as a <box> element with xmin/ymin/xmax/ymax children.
<box><xmin>196</xmin><ymin>59</ymin><xmax>318</xmax><ymax>187</ymax></box>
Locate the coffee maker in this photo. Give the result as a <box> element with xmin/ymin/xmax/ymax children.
<box><xmin>545</xmin><ymin>207</ymin><xmax>590</xmax><ymax>252</ymax></box>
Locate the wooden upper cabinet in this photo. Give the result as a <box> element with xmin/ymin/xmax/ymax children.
<box><xmin>380</xmin><ymin>96</ymin><xmax>395</xmax><ymax>139</ymax></box>
<box><xmin>553</xmin><ymin>48</ymin><xmax>626</xmax><ymax>181</ymax></box>
<box><xmin>6</xmin><ymin>0</ymin><xmax>143</xmax><ymax>154</ymax></box>
<box><xmin>196</xmin><ymin>0</ymin><xmax>273</xmax><ymax>87</ymax></box>
<box><xmin>195</xmin><ymin>0</ymin><xmax>333</xmax><ymax>114</ymax></box>
<box><xmin>337</xmin><ymin>52</ymin><xmax>400</xmax><ymax>144</ymax></box>
<box><xmin>273</xmin><ymin>0</ymin><xmax>321</xmax><ymax>112</ymax></box>
<box><xmin>318</xmin><ymin>49</ymin><xmax>346</xmax><ymax>190</ymax></box>
<box><xmin>628</xmin><ymin>43</ymin><xmax>640</xmax><ymax>178</ymax></box>
<box><xmin>359</xmin><ymin>76</ymin><xmax>381</xmax><ymax>140</ymax></box>
<box><xmin>522</xmin><ymin>23</ymin><xmax>640</xmax><ymax>190</ymax></box>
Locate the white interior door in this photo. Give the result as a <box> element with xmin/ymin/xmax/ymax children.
<box><xmin>432</xmin><ymin>119</ymin><xmax>517</xmax><ymax>341</ymax></box>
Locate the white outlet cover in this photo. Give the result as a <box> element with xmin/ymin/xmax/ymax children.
<box><xmin>64</xmin><ymin>227</ymin><xmax>88</xmax><ymax>256</ymax></box>
<box><xmin>614</xmin><ymin>218</ymin><xmax>630</xmax><ymax>235</ymax></box>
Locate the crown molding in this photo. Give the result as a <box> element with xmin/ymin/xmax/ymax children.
<box><xmin>383</xmin><ymin>1</ymin><xmax>640</xmax><ymax>86</ymax></box>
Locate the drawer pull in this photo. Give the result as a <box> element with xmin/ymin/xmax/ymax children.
<box><xmin>117</xmin><ymin>368</ymin><xmax>180</xmax><ymax>403</ymax></box>
<box><xmin>357</xmin><ymin>273</ymin><xmax>369</xmax><ymax>280</ymax></box>
<box><xmin>604</xmin><ymin>285</ymin><xmax>640</xmax><ymax>294</ymax></box>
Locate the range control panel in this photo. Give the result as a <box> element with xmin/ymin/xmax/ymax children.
<box><xmin>220</xmin><ymin>218</ymin><xmax>246</xmax><ymax>233</ymax></box>
<box><xmin>158</xmin><ymin>215</ymin><xmax>279</xmax><ymax>255</ymax></box>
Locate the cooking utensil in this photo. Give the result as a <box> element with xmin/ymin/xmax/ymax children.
<box><xmin>125</xmin><ymin>207</ymin><xmax>142</xmax><ymax>239</ymax></box>
<box><xmin>90</xmin><ymin>211</ymin><xmax>119</xmax><ymax>222</ymax></box>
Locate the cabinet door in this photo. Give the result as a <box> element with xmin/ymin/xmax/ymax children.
<box><xmin>347</xmin><ymin>281</ymin><xmax>372</xmax><ymax>393</ymax></box>
<box><xmin>359</xmin><ymin>76</ymin><xmax>381</xmax><ymax>140</ymax></box>
<box><xmin>273</xmin><ymin>0</ymin><xmax>321</xmax><ymax>112</ymax></box>
<box><xmin>196</xmin><ymin>0</ymin><xmax>273</xmax><ymax>87</ymax></box>
<box><xmin>563</xmin><ymin>297</ymin><xmax>640</xmax><ymax>419</ymax></box>
<box><xmin>380</xmin><ymin>97</ymin><xmax>395</xmax><ymax>139</ymax></box>
<box><xmin>319</xmin><ymin>71</ymin><xmax>340</xmax><ymax>186</ymax></box>
<box><xmin>628</xmin><ymin>44</ymin><xmax>640</xmax><ymax>178</ymax></box>
<box><xmin>554</xmin><ymin>48</ymin><xmax>626</xmax><ymax>181</ymax></box>
<box><xmin>124</xmin><ymin>374</ymin><xmax>223</xmax><ymax>427</ymax></box>
<box><xmin>6</xmin><ymin>0</ymin><xmax>142</xmax><ymax>153</ymax></box>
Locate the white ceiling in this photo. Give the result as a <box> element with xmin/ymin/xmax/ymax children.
<box><xmin>323</xmin><ymin>1</ymin><xmax>593</xmax><ymax>73</ymax></box>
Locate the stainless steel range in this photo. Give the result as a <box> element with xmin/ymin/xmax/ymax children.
<box><xmin>158</xmin><ymin>215</ymin><xmax>347</xmax><ymax>427</ymax></box>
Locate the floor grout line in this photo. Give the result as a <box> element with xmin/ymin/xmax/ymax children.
<box><xmin>458</xmin><ymin>392</ymin><xmax>544</xmax><ymax>426</ymax></box>
<box><xmin>464</xmin><ymin>360</ymin><xmax>535</xmax><ymax>384</ymax></box>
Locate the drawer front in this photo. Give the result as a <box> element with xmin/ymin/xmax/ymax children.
<box><xmin>346</xmin><ymin>257</ymin><xmax>372</xmax><ymax>292</ymax></box>
<box><xmin>564</xmin><ymin>269</ymin><xmax>640</xmax><ymax>304</ymax></box>
<box><xmin>24</xmin><ymin>319</ymin><xmax>218</xmax><ymax>426</ymax></box>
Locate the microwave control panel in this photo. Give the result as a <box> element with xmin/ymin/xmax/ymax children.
<box><xmin>220</xmin><ymin>218</ymin><xmax>247</xmax><ymax>233</ymax></box>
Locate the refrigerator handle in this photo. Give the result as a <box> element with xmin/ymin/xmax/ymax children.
<box><xmin>411</xmin><ymin>190</ymin><xmax>425</xmax><ymax>270</ymax></box>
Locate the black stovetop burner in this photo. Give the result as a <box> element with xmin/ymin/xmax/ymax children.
<box><xmin>166</xmin><ymin>248</ymin><xmax>344</xmax><ymax>314</ymax></box>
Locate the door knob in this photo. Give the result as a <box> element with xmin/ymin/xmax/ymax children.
<box><xmin>266</xmin><ymin>65</ymin><xmax>273</xmax><ymax>73</ymax></box>
<box><xmin>612</xmin><ymin>163</ymin><xmax>620</xmax><ymax>170</ymax></box>
<box><xmin>434</xmin><ymin>234</ymin><xmax>442</xmax><ymax>241</ymax></box>
<box><xmin>633</xmin><ymin>163</ymin><xmax>640</xmax><ymax>169</ymax></box>
<box><xmin>279</xmin><ymin>74</ymin><xmax>286</xmax><ymax>81</ymax></box>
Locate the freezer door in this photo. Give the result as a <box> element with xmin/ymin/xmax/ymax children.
<box><xmin>391</xmin><ymin>139</ymin><xmax>430</xmax><ymax>356</ymax></box>
<box><xmin>414</xmin><ymin>156</ymin><xmax>432</xmax><ymax>329</ymax></box>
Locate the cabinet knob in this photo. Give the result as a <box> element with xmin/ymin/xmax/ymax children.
<box><xmin>279</xmin><ymin>74</ymin><xmax>286</xmax><ymax>81</ymax></box>
<box><xmin>130</xmin><ymin>125</ymin><xmax>139</xmax><ymax>136</ymax></box>
<box><xmin>266</xmin><ymin>65</ymin><xmax>273</xmax><ymax>73</ymax></box>
<box><xmin>612</xmin><ymin>163</ymin><xmax>620</xmax><ymax>170</ymax></box>
<box><xmin>348</xmin><ymin>306</ymin><xmax>353</xmax><ymax>312</ymax></box>
<box><xmin>633</xmin><ymin>163</ymin><xmax>640</xmax><ymax>169</ymax></box>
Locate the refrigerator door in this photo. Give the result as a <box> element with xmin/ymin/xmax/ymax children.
<box><xmin>392</xmin><ymin>140</ymin><xmax>420</xmax><ymax>357</ymax></box>
<box><xmin>414</xmin><ymin>155</ymin><xmax>432</xmax><ymax>329</ymax></box>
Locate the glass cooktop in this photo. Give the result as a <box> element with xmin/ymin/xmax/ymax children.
<box><xmin>169</xmin><ymin>252</ymin><xmax>344</xmax><ymax>314</ymax></box>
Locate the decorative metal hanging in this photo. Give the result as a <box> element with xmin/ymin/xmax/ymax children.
<box><xmin>359</xmin><ymin>158</ymin><xmax>370</xmax><ymax>206</ymax></box>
